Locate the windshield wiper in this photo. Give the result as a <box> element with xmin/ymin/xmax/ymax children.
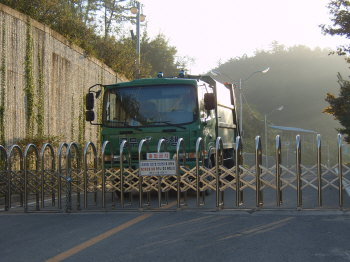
<box><xmin>124</xmin><ymin>123</ymin><xmax>142</xmax><ymax>131</ymax></box>
<box><xmin>112</xmin><ymin>121</ymin><xmax>142</xmax><ymax>131</ymax></box>
<box><xmin>145</xmin><ymin>121</ymin><xmax>186</xmax><ymax>130</ymax></box>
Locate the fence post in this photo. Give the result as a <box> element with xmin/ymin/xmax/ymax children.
<box><xmin>215</xmin><ymin>137</ymin><xmax>224</xmax><ymax>209</ymax></box>
<box><xmin>235</xmin><ymin>136</ymin><xmax>243</xmax><ymax>207</ymax></box>
<box><xmin>0</xmin><ymin>145</ymin><xmax>8</xmax><ymax>211</ymax></box>
<box><xmin>275</xmin><ymin>135</ymin><xmax>282</xmax><ymax>206</ymax></box>
<box><xmin>65</xmin><ymin>145</ymin><xmax>72</xmax><ymax>213</ymax></box>
<box><xmin>119</xmin><ymin>140</ymin><xmax>129</xmax><ymax>208</ymax></box>
<box><xmin>65</xmin><ymin>142</ymin><xmax>81</xmax><ymax>212</ymax></box>
<box><xmin>101</xmin><ymin>141</ymin><xmax>112</xmax><ymax>209</ymax></box>
<box><xmin>57</xmin><ymin>143</ymin><xmax>68</xmax><ymax>210</ymax></box>
<box><xmin>157</xmin><ymin>139</ymin><xmax>168</xmax><ymax>208</ymax></box>
<box><xmin>296</xmin><ymin>135</ymin><xmax>302</xmax><ymax>209</ymax></box>
<box><xmin>195</xmin><ymin>137</ymin><xmax>204</xmax><ymax>207</ymax></box>
<box><xmin>138</xmin><ymin>138</ymin><xmax>149</xmax><ymax>209</ymax></box>
<box><xmin>176</xmin><ymin>138</ymin><xmax>185</xmax><ymax>209</ymax></box>
<box><xmin>7</xmin><ymin>145</ymin><xmax>23</xmax><ymax>211</ymax></box>
<box><xmin>338</xmin><ymin>134</ymin><xmax>343</xmax><ymax>209</ymax></box>
<box><xmin>40</xmin><ymin>144</ymin><xmax>56</xmax><ymax>209</ymax></box>
<box><xmin>24</xmin><ymin>144</ymin><xmax>40</xmax><ymax>212</ymax></box>
<box><xmin>317</xmin><ymin>134</ymin><xmax>322</xmax><ymax>207</ymax></box>
<box><xmin>83</xmin><ymin>142</ymin><xmax>97</xmax><ymax>209</ymax></box>
<box><xmin>255</xmin><ymin>136</ymin><xmax>263</xmax><ymax>207</ymax></box>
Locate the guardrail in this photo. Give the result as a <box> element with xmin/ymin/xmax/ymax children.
<box><xmin>0</xmin><ymin>134</ymin><xmax>349</xmax><ymax>212</ymax></box>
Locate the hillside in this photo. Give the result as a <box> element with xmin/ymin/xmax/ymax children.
<box><xmin>212</xmin><ymin>45</ymin><xmax>349</xmax><ymax>141</ymax></box>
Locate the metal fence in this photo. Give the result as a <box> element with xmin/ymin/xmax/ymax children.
<box><xmin>0</xmin><ymin>134</ymin><xmax>349</xmax><ymax>212</ymax></box>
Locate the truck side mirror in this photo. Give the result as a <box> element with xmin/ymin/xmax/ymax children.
<box><xmin>204</xmin><ymin>93</ymin><xmax>216</xmax><ymax>111</ymax></box>
<box><xmin>86</xmin><ymin>110</ymin><xmax>95</xmax><ymax>122</ymax></box>
<box><xmin>86</xmin><ymin>93</ymin><xmax>94</xmax><ymax>110</ymax></box>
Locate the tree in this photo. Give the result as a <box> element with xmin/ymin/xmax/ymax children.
<box><xmin>0</xmin><ymin>0</ymin><xmax>185</xmax><ymax>79</ymax></box>
<box><xmin>324</xmin><ymin>74</ymin><xmax>350</xmax><ymax>142</ymax></box>
<box><xmin>321</xmin><ymin>0</ymin><xmax>350</xmax><ymax>143</ymax></box>
<box><xmin>93</xmin><ymin>35</ymin><xmax>138</xmax><ymax>79</ymax></box>
<box><xmin>321</xmin><ymin>0</ymin><xmax>350</xmax><ymax>57</ymax></box>
<box><xmin>141</xmin><ymin>33</ymin><xmax>180</xmax><ymax>77</ymax></box>
<box><xmin>77</xmin><ymin>0</ymin><xmax>100</xmax><ymax>26</ymax></box>
<box><xmin>0</xmin><ymin>0</ymin><xmax>97</xmax><ymax>48</ymax></box>
<box><xmin>97</xmin><ymin>0</ymin><xmax>130</xmax><ymax>39</ymax></box>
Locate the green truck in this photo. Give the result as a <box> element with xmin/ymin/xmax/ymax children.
<box><xmin>86</xmin><ymin>72</ymin><xmax>239</xmax><ymax>168</ymax></box>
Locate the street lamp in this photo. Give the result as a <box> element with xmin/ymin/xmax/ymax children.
<box><xmin>211</xmin><ymin>67</ymin><xmax>270</xmax><ymax>136</ymax></box>
<box><xmin>130</xmin><ymin>1</ymin><xmax>146</xmax><ymax>78</ymax></box>
<box><xmin>239</xmin><ymin>67</ymin><xmax>270</xmax><ymax>136</ymax></box>
<box><xmin>264</xmin><ymin>105</ymin><xmax>283</xmax><ymax>167</ymax></box>
<box><xmin>210</xmin><ymin>70</ymin><xmax>235</xmax><ymax>82</ymax></box>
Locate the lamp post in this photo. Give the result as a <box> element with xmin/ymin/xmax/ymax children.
<box><xmin>239</xmin><ymin>67</ymin><xmax>269</xmax><ymax>136</ymax></box>
<box><xmin>130</xmin><ymin>1</ymin><xmax>146</xmax><ymax>79</ymax></box>
<box><xmin>264</xmin><ymin>105</ymin><xmax>283</xmax><ymax>167</ymax></box>
<box><xmin>211</xmin><ymin>68</ymin><xmax>270</xmax><ymax>136</ymax></box>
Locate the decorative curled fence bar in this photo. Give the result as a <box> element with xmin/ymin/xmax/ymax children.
<box><xmin>40</xmin><ymin>143</ymin><xmax>56</xmax><ymax>209</ymax></box>
<box><xmin>0</xmin><ymin>134</ymin><xmax>349</xmax><ymax>212</ymax></box>
<box><xmin>24</xmin><ymin>144</ymin><xmax>40</xmax><ymax>212</ymax></box>
<box><xmin>275</xmin><ymin>135</ymin><xmax>282</xmax><ymax>207</ymax></box>
<box><xmin>57</xmin><ymin>142</ymin><xmax>68</xmax><ymax>209</ymax></box>
<box><xmin>7</xmin><ymin>145</ymin><xmax>24</xmax><ymax>211</ymax></box>
<box><xmin>0</xmin><ymin>145</ymin><xmax>8</xmax><ymax>210</ymax></box>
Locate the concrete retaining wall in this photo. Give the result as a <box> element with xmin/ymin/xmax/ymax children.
<box><xmin>0</xmin><ymin>3</ymin><xmax>123</xmax><ymax>145</ymax></box>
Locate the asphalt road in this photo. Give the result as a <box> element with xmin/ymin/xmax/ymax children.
<box><xmin>1</xmin><ymin>208</ymin><xmax>350</xmax><ymax>262</ymax></box>
<box><xmin>1</xmin><ymin>168</ymin><xmax>350</xmax><ymax>262</ymax></box>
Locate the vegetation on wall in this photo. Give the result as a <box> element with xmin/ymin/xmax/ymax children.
<box><xmin>24</xmin><ymin>21</ymin><xmax>35</xmax><ymax>139</ymax></box>
<box><xmin>24</xmin><ymin>22</ymin><xmax>58</xmax><ymax>147</ymax></box>
<box><xmin>71</xmin><ymin>96</ymin><xmax>75</xmax><ymax>140</ymax></box>
<box><xmin>78</xmin><ymin>95</ymin><xmax>86</xmax><ymax>146</ymax></box>
<box><xmin>36</xmin><ymin>48</ymin><xmax>45</xmax><ymax>137</ymax></box>
<box><xmin>0</xmin><ymin>16</ymin><xmax>6</xmax><ymax>145</ymax></box>
<box><xmin>16</xmin><ymin>135</ymin><xmax>62</xmax><ymax>151</ymax></box>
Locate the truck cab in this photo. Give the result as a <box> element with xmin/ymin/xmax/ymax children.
<box><xmin>86</xmin><ymin>73</ymin><xmax>239</xmax><ymax>168</ymax></box>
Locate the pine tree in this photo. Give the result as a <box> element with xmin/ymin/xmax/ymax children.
<box><xmin>324</xmin><ymin>73</ymin><xmax>350</xmax><ymax>143</ymax></box>
<box><xmin>321</xmin><ymin>0</ymin><xmax>350</xmax><ymax>143</ymax></box>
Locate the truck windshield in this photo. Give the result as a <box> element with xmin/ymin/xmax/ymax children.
<box><xmin>103</xmin><ymin>84</ymin><xmax>197</xmax><ymax>128</ymax></box>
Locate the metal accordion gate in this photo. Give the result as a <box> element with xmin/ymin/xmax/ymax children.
<box><xmin>0</xmin><ymin>134</ymin><xmax>349</xmax><ymax>212</ymax></box>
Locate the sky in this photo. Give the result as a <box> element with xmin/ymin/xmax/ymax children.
<box><xmin>138</xmin><ymin>0</ymin><xmax>347</xmax><ymax>74</ymax></box>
